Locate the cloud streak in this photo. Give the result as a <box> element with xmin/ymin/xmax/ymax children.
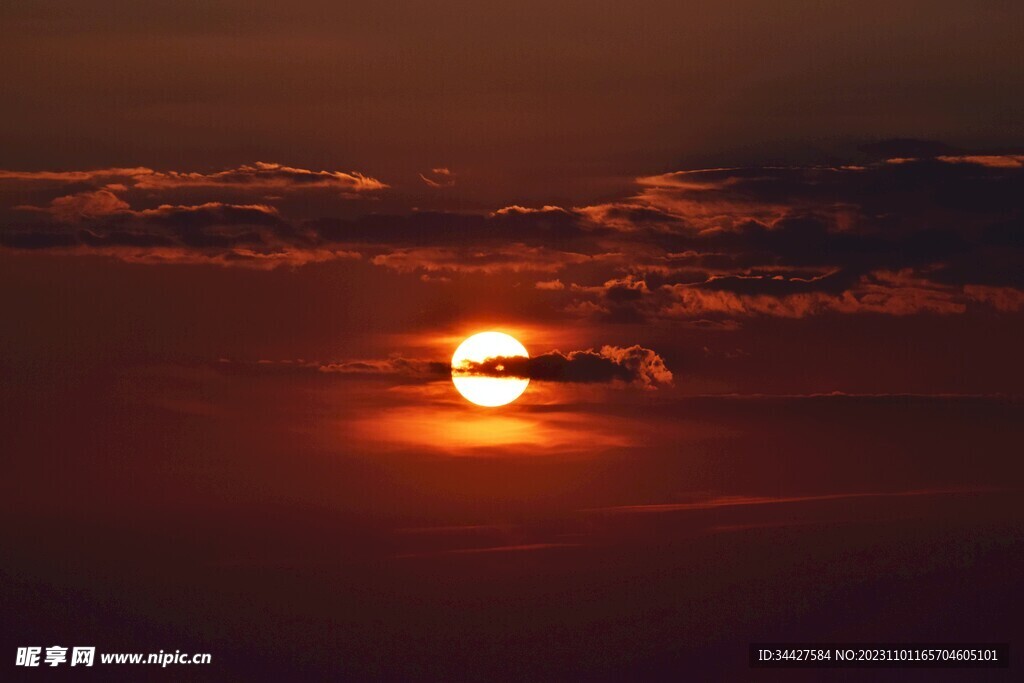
<box><xmin>2</xmin><ymin>162</ymin><xmax>386</xmax><ymax>194</ymax></box>
<box><xmin>216</xmin><ymin>345</ymin><xmax>673</xmax><ymax>388</ymax></box>
<box><xmin>583</xmin><ymin>487</ymin><xmax>998</xmax><ymax>515</ymax></box>
<box><xmin>419</xmin><ymin>167</ymin><xmax>456</xmax><ymax>188</ymax></box>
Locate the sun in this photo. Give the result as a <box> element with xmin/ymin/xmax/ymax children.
<box><xmin>451</xmin><ymin>331</ymin><xmax>529</xmax><ymax>407</ymax></box>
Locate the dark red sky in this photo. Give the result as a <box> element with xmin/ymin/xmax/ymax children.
<box><xmin>1</xmin><ymin>1</ymin><xmax>1022</xmax><ymax>204</ymax></box>
<box><xmin>2</xmin><ymin>2</ymin><xmax>1023</xmax><ymax>679</ymax></box>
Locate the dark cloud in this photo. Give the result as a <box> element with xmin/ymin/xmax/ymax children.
<box><xmin>558</xmin><ymin>264</ymin><xmax>997</xmax><ymax>322</ymax></box>
<box><xmin>220</xmin><ymin>346</ymin><xmax>673</xmax><ymax>388</ymax></box>
<box><xmin>0</xmin><ymin>162</ymin><xmax>387</xmax><ymax>265</ymax></box>
<box><xmin>3</xmin><ymin>200</ymin><xmax>299</xmax><ymax>261</ymax></box>
<box><xmin>0</xmin><ymin>230</ymin><xmax>79</xmax><ymax>249</ymax></box>
<box><xmin>457</xmin><ymin>345</ymin><xmax>673</xmax><ymax>388</ymax></box>
<box><xmin>307</xmin><ymin>205</ymin><xmax>605</xmax><ymax>250</ymax></box>
<box><xmin>140</xmin><ymin>203</ymin><xmax>284</xmax><ymax>229</ymax></box>
<box><xmin>856</xmin><ymin>138</ymin><xmax>962</xmax><ymax>160</ymax></box>
<box><xmin>78</xmin><ymin>230</ymin><xmax>177</xmax><ymax>248</ymax></box>
<box><xmin>665</xmin><ymin>270</ymin><xmax>970</xmax><ymax>317</ymax></box>
<box><xmin>318</xmin><ymin>358</ymin><xmax>451</xmax><ymax>378</ymax></box>
<box><xmin>369</xmin><ymin>245</ymin><xmax>596</xmax><ymax>274</ymax></box>
<box><xmin>419</xmin><ymin>168</ymin><xmax>456</xmax><ymax>189</ymax></box>
<box><xmin>635</xmin><ymin>155</ymin><xmax>1024</xmax><ymax>229</ymax></box>
<box><xmin>557</xmin><ymin>155</ymin><xmax>1024</xmax><ymax>319</ymax></box>
<box><xmin>1</xmin><ymin>155</ymin><xmax>1022</xmax><ymax>315</ymax></box>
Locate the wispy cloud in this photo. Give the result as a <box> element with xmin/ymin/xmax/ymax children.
<box><xmin>2</xmin><ymin>162</ymin><xmax>386</xmax><ymax>194</ymax></box>
<box><xmin>396</xmin><ymin>543</ymin><xmax>581</xmax><ymax>559</ymax></box>
<box><xmin>583</xmin><ymin>487</ymin><xmax>999</xmax><ymax>515</ymax></box>
<box><xmin>419</xmin><ymin>167</ymin><xmax>456</xmax><ymax>188</ymax></box>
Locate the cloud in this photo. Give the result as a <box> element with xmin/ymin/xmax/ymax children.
<box><xmin>1</xmin><ymin>162</ymin><xmax>386</xmax><ymax>195</ymax></box>
<box><xmin>215</xmin><ymin>357</ymin><xmax>450</xmax><ymax>379</ymax></box>
<box><xmin>17</xmin><ymin>189</ymin><xmax>132</xmax><ymax>221</ymax></box>
<box><xmin>583</xmin><ymin>487</ymin><xmax>994</xmax><ymax>515</ymax></box>
<box><xmin>306</xmin><ymin>206</ymin><xmax>604</xmax><ymax>250</ymax></box>
<box><xmin>554</xmin><ymin>154</ymin><xmax>1024</xmax><ymax>320</ymax></box>
<box><xmin>0</xmin><ymin>162</ymin><xmax>389</xmax><ymax>266</ymax></box>
<box><xmin>963</xmin><ymin>284</ymin><xmax>1024</xmax><ymax>312</ymax></box>
<box><xmin>419</xmin><ymin>167</ymin><xmax>456</xmax><ymax>188</ymax></box>
<box><xmin>77</xmin><ymin>246</ymin><xmax>361</xmax><ymax>269</ymax></box>
<box><xmin>0</xmin><ymin>167</ymin><xmax>155</xmax><ymax>184</ymax></box>
<box><xmin>1</xmin><ymin>196</ymin><xmax>322</xmax><ymax>265</ymax></box>
<box><xmin>318</xmin><ymin>358</ymin><xmax>451</xmax><ymax>377</ymax></box>
<box><xmin>1</xmin><ymin>153</ymin><xmax>1022</xmax><ymax>309</ymax></box>
<box><xmin>558</xmin><ymin>269</ymin><xmax>973</xmax><ymax>321</ymax></box>
<box><xmin>935</xmin><ymin>155</ymin><xmax>1024</xmax><ymax>169</ymax></box>
<box><xmin>668</xmin><ymin>269</ymin><xmax>968</xmax><ymax>317</ymax></box>
<box><xmin>632</xmin><ymin>156</ymin><xmax>1024</xmax><ymax>235</ymax></box>
<box><xmin>132</xmin><ymin>162</ymin><xmax>387</xmax><ymax>194</ymax></box>
<box><xmin>534</xmin><ymin>279</ymin><xmax>565</xmax><ymax>290</ymax></box>
<box><xmin>557</xmin><ymin>256</ymin><xmax>1012</xmax><ymax>321</ymax></box>
<box><xmin>219</xmin><ymin>345</ymin><xmax>673</xmax><ymax>388</ymax></box>
<box><xmin>369</xmin><ymin>245</ymin><xmax>595</xmax><ymax>274</ymax></box>
<box><xmin>396</xmin><ymin>543</ymin><xmax>579</xmax><ymax>559</ymax></box>
<box><xmin>0</xmin><ymin>231</ymin><xmax>80</xmax><ymax>249</ymax></box>
<box><xmin>455</xmin><ymin>345</ymin><xmax>673</xmax><ymax>388</ymax></box>
<box><xmin>856</xmin><ymin>138</ymin><xmax>961</xmax><ymax>159</ymax></box>
<box><xmin>0</xmin><ymin>202</ymin><xmax>609</xmax><ymax>270</ymax></box>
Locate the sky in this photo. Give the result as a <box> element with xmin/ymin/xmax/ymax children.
<box><xmin>2</xmin><ymin>1</ymin><xmax>1023</xmax><ymax>679</ymax></box>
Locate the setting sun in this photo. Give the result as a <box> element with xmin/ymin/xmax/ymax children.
<box><xmin>451</xmin><ymin>331</ymin><xmax>529</xmax><ymax>407</ymax></box>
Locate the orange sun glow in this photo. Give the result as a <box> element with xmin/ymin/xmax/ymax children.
<box><xmin>451</xmin><ymin>331</ymin><xmax>529</xmax><ymax>407</ymax></box>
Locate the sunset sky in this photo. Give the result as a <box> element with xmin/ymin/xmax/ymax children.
<box><xmin>2</xmin><ymin>2</ymin><xmax>1022</xmax><ymax>679</ymax></box>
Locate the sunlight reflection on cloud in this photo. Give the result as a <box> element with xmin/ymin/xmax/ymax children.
<box><xmin>349</xmin><ymin>402</ymin><xmax>633</xmax><ymax>454</ymax></box>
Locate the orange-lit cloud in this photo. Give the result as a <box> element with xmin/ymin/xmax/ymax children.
<box><xmin>935</xmin><ymin>155</ymin><xmax>1024</xmax><ymax>169</ymax></box>
<box><xmin>369</xmin><ymin>245</ymin><xmax>595</xmax><ymax>274</ymax></box>
<box><xmin>17</xmin><ymin>189</ymin><xmax>132</xmax><ymax>221</ymax></box>
<box><xmin>661</xmin><ymin>270</ymin><xmax>967</xmax><ymax>318</ymax></box>
<box><xmin>964</xmin><ymin>284</ymin><xmax>1024</xmax><ymax>312</ymax></box>
<box><xmin>535</xmin><ymin>279</ymin><xmax>565</xmax><ymax>290</ymax></box>
<box><xmin>132</xmin><ymin>162</ymin><xmax>387</xmax><ymax>194</ymax></box>
<box><xmin>1</xmin><ymin>162</ymin><xmax>386</xmax><ymax>194</ymax></box>
<box><xmin>419</xmin><ymin>167</ymin><xmax>456</xmax><ymax>188</ymax></box>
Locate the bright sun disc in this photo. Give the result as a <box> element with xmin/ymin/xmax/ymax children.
<box><xmin>451</xmin><ymin>331</ymin><xmax>529</xmax><ymax>407</ymax></box>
